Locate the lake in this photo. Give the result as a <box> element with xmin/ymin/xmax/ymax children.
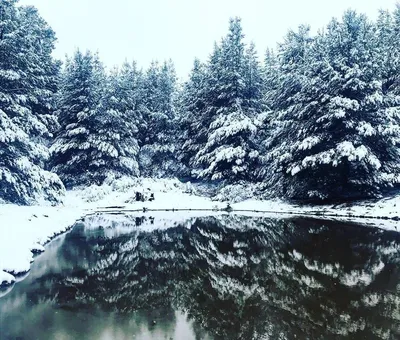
<box><xmin>0</xmin><ymin>213</ymin><xmax>399</xmax><ymax>339</ymax></box>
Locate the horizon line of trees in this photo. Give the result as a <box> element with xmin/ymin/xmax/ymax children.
<box><xmin>1</xmin><ymin>0</ymin><xmax>400</xmax><ymax>205</ymax></box>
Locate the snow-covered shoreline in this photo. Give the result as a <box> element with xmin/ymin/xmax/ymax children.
<box><xmin>1</xmin><ymin>178</ymin><xmax>400</xmax><ymax>288</ymax></box>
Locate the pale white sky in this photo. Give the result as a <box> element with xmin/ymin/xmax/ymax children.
<box><xmin>19</xmin><ymin>0</ymin><xmax>397</xmax><ymax>79</ymax></box>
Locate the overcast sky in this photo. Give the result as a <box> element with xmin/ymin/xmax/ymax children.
<box><xmin>19</xmin><ymin>0</ymin><xmax>398</xmax><ymax>79</ymax></box>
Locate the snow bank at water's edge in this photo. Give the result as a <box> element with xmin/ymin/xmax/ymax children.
<box><xmin>1</xmin><ymin>177</ymin><xmax>400</xmax><ymax>288</ymax></box>
<box><xmin>0</xmin><ymin>178</ymin><xmax>224</xmax><ymax>286</ymax></box>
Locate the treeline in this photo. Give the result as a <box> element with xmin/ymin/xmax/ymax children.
<box><xmin>1</xmin><ymin>0</ymin><xmax>400</xmax><ymax>205</ymax></box>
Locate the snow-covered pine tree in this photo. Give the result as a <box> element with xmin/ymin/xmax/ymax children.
<box><xmin>51</xmin><ymin>50</ymin><xmax>106</xmax><ymax>188</ymax></box>
<box><xmin>377</xmin><ymin>6</ymin><xmax>400</xmax><ymax>97</ymax></box>
<box><xmin>258</xmin><ymin>25</ymin><xmax>313</xmax><ymax>192</ymax></box>
<box><xmin>194</xmin><ymin>18</ymin><xmax>259</xmax><ymax>182</ymax></box>
<box><xmin>186</xmin><ymin>44</ymin><xmax>225</xmax><ymax>179</ymax></box>
<box><xmin>243</xmin><ymin>42</ymin><xmax>265</xmax><ymax>116</ymax></box>
<box><xmin>86</xmin><ymin>63</ymin><xmax>141</xmax><ymax>182</ymax></box>
<box><xmin>17</xmin><ymin>5</ymin><xmax>61</xmax><ymax>151</ymax></box>
<box><xmin>0</xmin><ymin>0</ymin><xmax>64</xmax><ymax>205</ymax></box>
<box><xmin>139</xmin><ymin>60</ymin><xmax>182</xmax><ymax>178</ymax></box>
<box><xmin>263</xmin><ymin>48</ymin><xmax>280</xmax><ymax>111</ymax></box>
<box><xmin>119</xmin><ymin>61</ymin><xmax>145</xmax><ymax>145</ymax></box>
<box><xmin>261</xmin><ymin>11</ymin><xmax>400</xmax><ymax>201</ymax></box>
<box><xmin>376</xmin><ymin>10</ymin><xmax>395</xmax><ymax>95</ymax></box>
<box><xmin>253</xmin><ymin>48</ymin><xmax>279</xmax><ymax>160</ymax></box>
<box><xmin>158</xmin><ymin>60</ymin><xmax>176</xmax><ymax>119</ymax></box>
<box><xmin>178</xmin><ymin>58</ymin><xmax>208</xmax><ymax>172</ymax></box>
<box><xmin>243</xmin><ymin>41</ymin><xmax>269</xmax><ymax>164</ymax></box>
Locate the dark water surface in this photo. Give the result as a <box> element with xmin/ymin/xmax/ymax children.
<box><xmin>1</xmin><ymin>214</ymin><xmax>400</xmax><ymax>340</ymax></box>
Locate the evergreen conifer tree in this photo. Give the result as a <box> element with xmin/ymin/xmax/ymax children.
<box><xmin>51</xmin><ymin>50</ymin><xmax>105</xmax><ymax>187</ymax></box>
<box><xmin>261</xmin><ymin>12</ymin><xmax>400</xmax><ymax>201</ymax></box>
<box><xmin>193</xmin><ymin>18</ymin><xmax>259</xmax><ymax>182</ymax></box>
<box><xmin>0</xmin><ymin>0</ymin><xmax>64</xmax><ymax>204</ymax></box>
<box><xmin>139</xmin><ymin>60</ymin><xmax>182</xmax><ymax>178</ymax></box>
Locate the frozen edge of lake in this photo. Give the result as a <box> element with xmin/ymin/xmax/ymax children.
<box><xmin>1</xmin><ymin>185</ymin><xmax>400</xmax><ymax>288</ymax></box>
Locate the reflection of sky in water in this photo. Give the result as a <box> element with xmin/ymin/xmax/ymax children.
<box><xmin>1</xmin><ymin>215</ymin><xmax>400</xmax><ymax>340</ymax></box>
<box><xmin>2</xmin><ymin>304</ymin><xmax>201</xmax><ymax>340</ymax></box>
<box><xmin>0</xmin><ymin>229</ymin><xmax>208</xmax><ymax>340</ymax></box>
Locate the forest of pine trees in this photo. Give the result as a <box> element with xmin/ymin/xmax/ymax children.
<box><xmin>1</xmin><ymin>0</ymin><xmax>400</xmax><ymax>205</ymax></box>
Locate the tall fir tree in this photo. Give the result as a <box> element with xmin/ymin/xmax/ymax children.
<box><xmin>51</xmin><ymin>50</ymin><xmax>106</xmax><ymax>188</ymax></box>
<box><xmin>376</xmin><ymin>6</ymin><xmax>400</xmax><ymax>97</ymax></box>
<box><xmin>261</xmin><ymin>12</ymin><xmax>400</xmax><ymax>201</ymax></box>
<box><xmin>17</xmin><ymin>5</ymin><xmax>61</xmax><ymax>150</ymax></box>
<box><xmin>139</xmin><ymin>60</ymin><xmax>182</xmax><ymax>178</ymax></box>
<box><xmin>0</xmin><ymin>0</ymin><xmax>64</xmax><ymax>205</ymax></box>
<box><xmin>243</xmin><ymin>42</ymin><xmax>265</xmax><ymax>116</ymax></box>
<box><xmin>178</xmin><ymin>58</ymin><xmax>208</xmax><ymax>172</ymax></box>
<box><xmin>193</xmin><ymin>18</ymin><xmax>259</xmax><ymax>182</ymax></box>
<box><xmin>87</xmin><ymin>63</ymin><xmax>141</xmax><ymax>182</ymax></box>
<box><xmin>254</xmin><ymin>48</ymin><xmax>279</xmax><ymax>156</ymax></box>
<box><xmin>263</xmin><ymin>48</ymin><xmax>279</xmax><ymax>111</ymax></box>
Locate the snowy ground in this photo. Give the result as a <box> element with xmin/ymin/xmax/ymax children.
<box><xmin>0</xmin><ymin>178</ymin><xmax>225</xmax><ymax>287</ymax></box>
<box><xmin>233</xmin><ymin>197</ymin><xmax>400</xmax><ymax>231</ymax></box>
<box><xmin>0</xmin><ymin>205</ymin><xmax>82</xmax><ymax>286</ymax></box>
<box><xmin>1</xmin><ymin>177</ymin><xmax>400</xmax><ymax>287</ymax></box>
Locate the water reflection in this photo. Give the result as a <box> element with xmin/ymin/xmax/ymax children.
<box><xmin>1</xmin><ymin>214</ymin><xmax>400</xmax><ymax>339</ymax></box>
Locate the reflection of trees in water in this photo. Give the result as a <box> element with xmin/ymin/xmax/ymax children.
<box><xmin>29</xmin><ymin>215</ymin><xmax>400</xmax><ymax>339</ymax></box>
